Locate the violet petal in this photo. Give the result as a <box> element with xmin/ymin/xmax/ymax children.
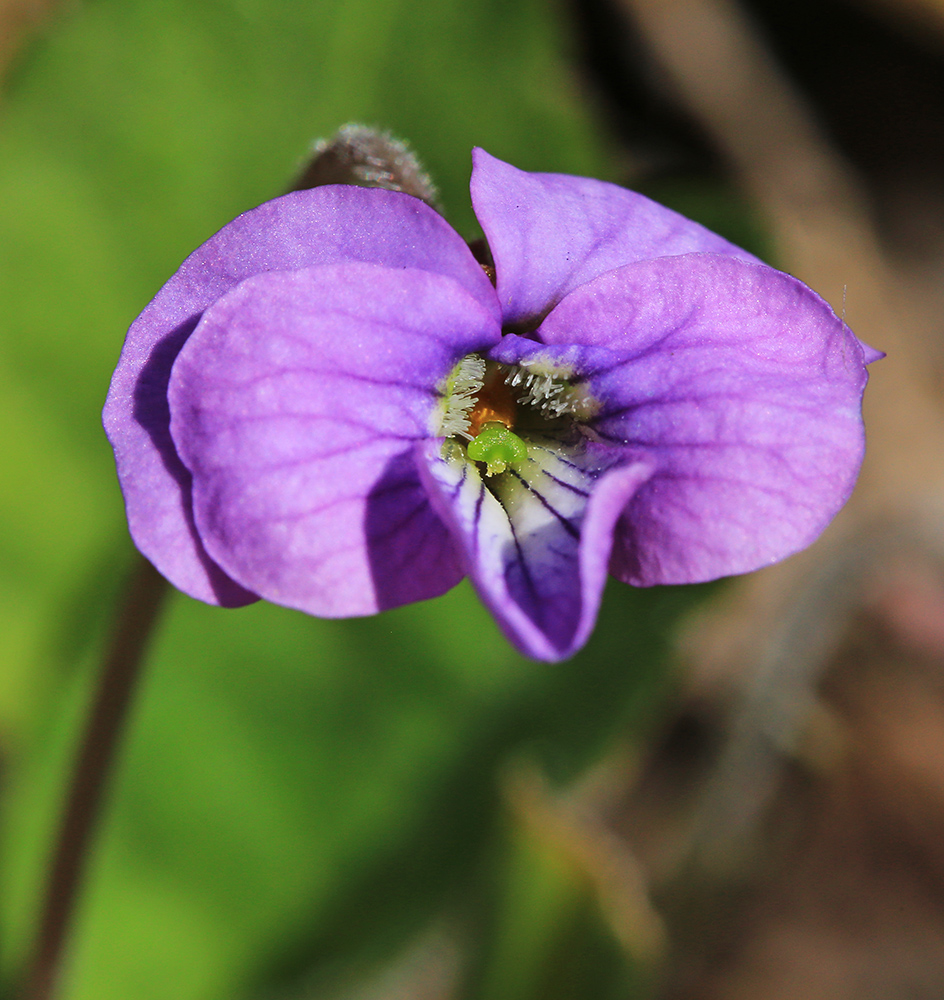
<box><xmin>104</xmin><ymin>185</ymin><xmax>497</xmax><ymax>604</ymax></box>
<box><xmin>487</xmin><ymin>332</ymin><xmax>618</xmax><ymax>379</ymax></box>
<box><xmin>418</xmin><ymin>437</ymin><xmax>653</xmax><ymax>661</ymax></box>
<box><xmin>168</xmin><ymin>263</ymin><xmax>501</xmax><ymax>615</ymax></box>
<box><xmin>537</xmin><ymin>253</ymin><xmax>874</xmax><ymax>585</ymax></box>
<box><xmin>470</xmin><ymin>148</ymin><xmax>759</xmax><ymax>328</ymax></box>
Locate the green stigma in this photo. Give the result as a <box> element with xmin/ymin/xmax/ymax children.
<box><xmin>466</xmin><ymin>422</ymin><xmax>529</xmax><ymax>477</ymax></box>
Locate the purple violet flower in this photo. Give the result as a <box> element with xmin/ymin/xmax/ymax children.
<box><xmin>103</xmin><ymin>149</ymin><xmax>878</xmax><ymax>661</ymax></box>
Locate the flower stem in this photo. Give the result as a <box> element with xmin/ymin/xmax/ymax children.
<box><xmin>20</xmin><ymin>553</ymin><xmax>168</xmax><ymax>1000</ymax></box>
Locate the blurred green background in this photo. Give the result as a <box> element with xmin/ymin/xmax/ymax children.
<box><xmin>0</xmin><ymin>1</ymin><xmax>737</xmax><ymax>998</ymax></box>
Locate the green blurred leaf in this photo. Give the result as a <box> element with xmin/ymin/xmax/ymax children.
<box><xmin>0</xmin><ymin>1</ymin><xmax>698</xmax><ymax>998</ymax></box>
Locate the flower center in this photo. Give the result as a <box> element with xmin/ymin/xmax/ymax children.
<box><xmin>436</xmin><ymin>354</ymin><xmax>595</xmax><ymax>477</ymax></box>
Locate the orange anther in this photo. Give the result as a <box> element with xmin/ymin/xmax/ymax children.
<box><xmin>468</xmin><ymin>366</ymin><xmax>516</xmax><ymax>437</ymax></box>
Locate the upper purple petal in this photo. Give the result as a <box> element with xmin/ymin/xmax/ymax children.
<box><xmin>418</xmin><ymin>437</ymin><xmax>653</xmax><ymax>661</ymax></box>
<box><xmin>168</xmin><ymin>262</ymin><xmax>501</xmax><ymax>617</ymax></box>
<box><xmin>103</xmin><ymin>185</ymin><xmax>497</xmax><ymax>605</ymax></box>
<box><xmin>536</xmin><ymin>253</ymin><xmax>874</xmax><ymax>585</ymax></box>
<box><xmin>470</xmin><ymin>148</ymin><xmax>759</xmax><ymax>329</ymax></box>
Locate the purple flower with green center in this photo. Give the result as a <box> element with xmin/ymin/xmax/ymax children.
<box><xmin>103</xmin><ymin>149</ymin><xmax>878</xmax><ymax>661</ymax></box>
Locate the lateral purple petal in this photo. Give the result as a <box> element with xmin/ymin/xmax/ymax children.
<box><xmin>168</xmin><ymin>263</ymin><xmax>501</xmax><ymax>616</ymax></box>
<box><xmin>418</xmin><ymin>438</ymin><xmax>653</xmax><ymax>661</ymax></box>
<box><xmin>470</xmin><ymin>148</ymin><xmax>758</xmax><ymax>328</ymax></box>
<box><xmin>104</xmin><ymin>185</ymin><xmax>497</xmax><ymax>605</ymax></box>
<box><xmin>537</xmin><ymin>254</ymin><xmax>873</xmax><ymax>585</ymax></box>
<box><xmin>487</xmin><ymin>332</ymin><xmax>618</xmax><ymax>380</ymax></box>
